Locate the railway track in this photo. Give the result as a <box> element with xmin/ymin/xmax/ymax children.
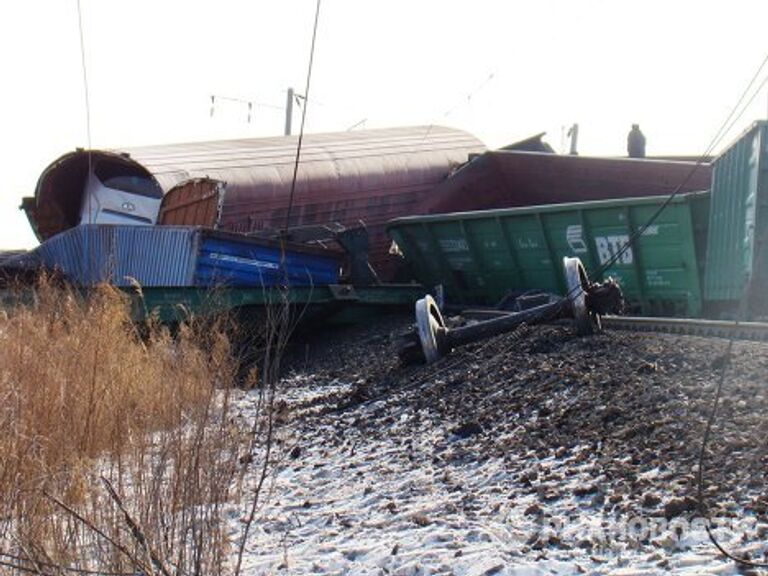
<box><xmin>600</xmin><ymin>315</ymin><xmax>768</xmax><ymax>343</ymax></box>
<box><xmin>461</xmin><ymin>308</ymin><xmax>768</xmax><ymax>343</ymax></box>
<box><xmin>408</xmin><ymin>260</ymin><xmax>764</xmax><ymax>364</ymax></box>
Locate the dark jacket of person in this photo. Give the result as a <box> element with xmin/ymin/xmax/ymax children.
<box><xmin>628</xmin><ymin>125</ymin><xmax>646</xmax><ymax>158</ymax></box>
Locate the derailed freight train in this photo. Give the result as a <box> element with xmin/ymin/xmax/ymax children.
<box><xmin>22</xmin><ymin>125</ymin><xmax>712</xmax><ymax>283</ymax></box>
<box><xmin>22</xmin><ymin>126</ymin><xmax>486</xmax><ymax>281</ymax></box>
<box><xmin>388</xmin><ymin>121</ymin><xmax>768</xmax><ymax>320</ymax></box>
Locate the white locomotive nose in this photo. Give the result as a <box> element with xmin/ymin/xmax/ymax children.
<box><xmin>79</xmin><ymin>159</ymin><xmax>162</xmax><ymax>227</ymax></box>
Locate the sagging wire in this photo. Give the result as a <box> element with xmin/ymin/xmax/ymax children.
<box><xmin>76</xmin><ymin>0</ymin><xmax>92</xmax><ymax>161</ymax></box>
<box><xmin>551</xmin><ymin>50</ymin><xmax>768</xmax><ymax>319</ymax></box>
<box><xmin>569</xmin><ymin>51</ymin><xmax>768</xmax><ymax>568</ymax></box>
<box><xmin>283</xmin><ymin>0</ymin><xmax>322</xmax><ymax>236</ymax></box>
<box><xmin>695</xmin><ymin>227</ymin><xmax>768</xmax><ymax>568</ymax></box>
<box><xmin>76</xmin><ymin>0</ymin><xmax>94</xmax><ymax>281</ymax></box>
<box><xmin>583</xmin><ymin>51</ymin><xmax>768</xmax><ymax>288</ymax></box>
<box><xmin>407</xmin><ymin>54</ymin><xmax>768</xmax><ymax>387</ymax></box>
<box><xmin>511</xmin><ymin>49</ymin><xmax>768</xmax><ymax>565</ymax></box>
<box><xmin>695</xmin><ymin>338</ymin><xmax>755</xmax><ymax>563</ymax></box>
<box><xmin>526</xmin><ymin>63</ymin><xmax>768</xmax><ymax>567</ymax></box>
<box><xmin>421</xmin><ymin>71</ymin><xmax>496</xmax><ymax>143</ymax></box>
<box><xmin>422</xmin><ymin>50</ymin><xmax>767</xmax><ymax>340</ymax></box>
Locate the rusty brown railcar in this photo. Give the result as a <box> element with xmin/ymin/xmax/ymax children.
<box><xmin>24</xmin><ymin>126</ymin><xmax>486</xmax><ymax>280</ymax></box>
<box><xmin>23</xmin><ymin>127</ymin><xmax>712</xmax><ymax>282</ymax></box>
<box><xmin>419</xmin><ymin>150</ymin><xmax>712</xmax><ymax>215</ymax></box>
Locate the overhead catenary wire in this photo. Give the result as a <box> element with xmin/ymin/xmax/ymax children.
<box><xmin>544</xmin><ymin>52</ymin><xmax>768</xmax><ymax>381</ymax></box>
<box><xmin>549</xmin><ymin>51</ymin><xmax>768</xmax><ymax>314</ymax></box>
<box><xmin>467</xmin><ymin>54</ymin><xmax>768</xmax><ymax>564</ymax></box>
<box><xmin>587</xmin><ymin>57</ymin><xmax>768</xmax><ymax>285</ymax></box>
<box><xmin>694</xmin><ymin>240</ymin><xmax>768</xmax><ymax>569</ymax></box>
<box><xmin>511</xmin><ymin>51</ymin><xmax>768</xmax><ymax>565</ymax></box>
<box><xmin>567</xmin><ymin>50</ymin><xmax>768</xmax><ymax>568</ymax></box>
<box><xmin>421</xmin><ymin>71</ymin><xmax>496</xmax><ymax>144</ymax></box>
<box><xmin>404</xmin><ymin>56</ymin><xmax>768</xmax><ymax>369</ymax></box>
<box><xmin>76</xmin><ymin>0</ymin><xmax>92</xmax><ymax>160</ymax></box>
<box><xmin>283</xmin><ymin>0</ymin><xmax>322</xmax><ymax>234</ymax></box>
<box><xmin>75</xmin><ymin>0</ymin><xmax>95</xmax><ymax>285</ymax></box>
<box><xmin>75</xmin><ymin>1</ymin><xmax>92</xmax><ymax>207</ymax></box>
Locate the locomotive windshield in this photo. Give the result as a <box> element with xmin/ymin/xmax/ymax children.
<box><xmin>93</xmin><ymin>159</ymin><xmax>163</xmax><ymax>198</ymax></box>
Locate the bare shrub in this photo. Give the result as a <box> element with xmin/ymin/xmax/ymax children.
<box><xmin>0</xmin><ymin>280</ymin><xmax>255</xmax><ymax>575</ymax></box>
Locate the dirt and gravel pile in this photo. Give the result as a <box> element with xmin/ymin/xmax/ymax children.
<box><xmin>287</xmin><ymin>315</ymin><xmax>768</xmax><ymax>521</ymax></box>
<box><xmin>240</xmin><ymin>315</ymin><xmax>768</xmax><ymax>573</ymax></box>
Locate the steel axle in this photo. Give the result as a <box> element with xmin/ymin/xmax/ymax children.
<box><xmin>402</xmin><ymin>257</ymin><xmax>623</xmax><ymax>364</ymax></box>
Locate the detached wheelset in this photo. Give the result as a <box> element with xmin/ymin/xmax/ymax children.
<box><xmin>401</xmin><ymin>257</ymin><xmax>623</xmax><ymax>364</ymax></box>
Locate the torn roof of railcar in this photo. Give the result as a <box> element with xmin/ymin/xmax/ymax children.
<box><xmin>23</xmin><ymin>125</ymin><xmax>486</xmax><ymax>242</ymax></box>
<box><xmin>418</xmin><ymin>149</ymin><xmax>713</xmax><ymax>215</ymax></box>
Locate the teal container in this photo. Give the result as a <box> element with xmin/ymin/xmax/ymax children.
<box><xmin>703</xmin><ymin>121</ymin><xmax>768</xmax><ymax>316</ymax></box>
<box><xmin>387</xmin><ymin>192</ymin><xmax>710</xmax><ymax>316</ymax></box>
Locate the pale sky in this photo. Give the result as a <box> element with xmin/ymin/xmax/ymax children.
<box><xmin>1</xmin><ymin>0</ymin><xmax>767</xmax><ymax>249</ymax></box>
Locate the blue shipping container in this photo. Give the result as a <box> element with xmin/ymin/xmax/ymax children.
<box><xmin>32</xmin><ymin>225</ymin><xmax>341</xmax><ymax>288</ymax></box>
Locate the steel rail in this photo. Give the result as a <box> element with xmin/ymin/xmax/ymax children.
<box><xmin>600</xmin><ymin>315</ymin><xmax>768</xmax><ymax>342</ymax></box>
<box><xmin>460</xmin><ymin>309</ymin><xmax>768</xmax><ymax>343</ymax></box>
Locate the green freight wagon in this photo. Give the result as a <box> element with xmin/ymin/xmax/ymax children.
<box><xmin>128</xmin><ymin>284</ymin><xmax>426</xmax><ymax>325</ymax></box>
<box><xmin>0</xmin><ymin>284</ymin><xmax>427</xmax><ymax>327</ymax></box>
<box><xmin>387</xmin><ymin>192</ymin><xmax>710</xmax><ymax>317</ymax></box>
<box><xmin>704</xmin><ymin>121</ymin><xmax>768</xmax><ymax>317</ymax></box>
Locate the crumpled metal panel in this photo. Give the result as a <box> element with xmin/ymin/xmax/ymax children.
<box><xmin>158</xmin><ymin>178</ymin><xmax>224</xmax><ymax>227</ymax></box>
<box><xmin>419</xmin><ymin>150</ymin><xmax>712</xmax><ymax>215</ymax></box>
<box><xmin>31</xmin><ymin>225</ymin><xmax>341</xmax><ymax>288</ymax></box>
<box><xmin>30</xmin><ymin>126</ymin><xmax>485</xmax><ymax>280</ymax></box>
<box><xmin>194</xmin><ymin>233</ymin><xmax>340</xmax><ymax>287</ymax></box>
<box><xmin>35</xmin><ymin>225</ymin><xmax>199</xmax><ymax>286</ymax></box>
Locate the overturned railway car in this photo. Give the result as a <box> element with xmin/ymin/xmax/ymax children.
<box><xmin>388</xmin><ymin>192</ymin><xmax>711</xmax><ymax>317</ymax></box>
<box><xmin>22</xmin><ymin>126</ymin><xmax>486</xmax><ymax>281</ymax></box>
<box><xmin>419</xmin><ymin>149</ymin><xmax>712</xmax><ymax>214</ymax></box>
<box><xmin>22</xmin><ymin>124</ymin><xmax>719</xmax><ymax>282</ymax></box>
<box><xmin>388</xmin><ymin>120</ymin><xmax>768</xmax><ymax>320</ymax></box>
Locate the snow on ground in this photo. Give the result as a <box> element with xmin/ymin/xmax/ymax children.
<box><xmin>227</xmin><ymin>317</ymin><xmax>768</xmax><ymax>575</ymax></box>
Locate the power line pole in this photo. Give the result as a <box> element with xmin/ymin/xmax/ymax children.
<box><xmin>567</xmin><ymin>123</ymin><xmax>579</xmax><ymax>155</ymax></box>
<box><xmin>285</xmin><ymin>87</ymin><xmax>294</xmax><ymax>135</ymax></box>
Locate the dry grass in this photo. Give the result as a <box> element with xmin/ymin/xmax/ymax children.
<box><xmin>0</xmin><ymin>280</ymin><xmax>258</xmax><ymax>575</ymax></box>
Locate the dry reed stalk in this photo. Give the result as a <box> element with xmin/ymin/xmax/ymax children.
<box><xmin>0</xmin><ymin>278</ymin><xmax>265</xmax><ymax>575</ymax></box>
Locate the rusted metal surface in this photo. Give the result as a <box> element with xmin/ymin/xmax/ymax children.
<box><xmin>419</xmin><ymin>150</ymin><xmax>712</xmax><ymax>215</ymax></box>
<box><xmin>158</xmin><ymin>178</ymin><xmax>224</xmax><ymax>227</ymax></box>
<box><xmin>24</xmin><ymin>126</ymin><xmax>485</xmax><ymax>280</ymax></box>
<box><xmin>26</xmin><ymin>129</ymin><xmax>708</xmax><ymax>283</ymax></box>
<box><xmin>499</xmin><ymin>132</ymin><xmax>554</xmax><ymax>153</ymax></box>
<box><xmin>23</xmin><ymin>151</ymin><xmax>163</xmax><ymax>242</ymax></box>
